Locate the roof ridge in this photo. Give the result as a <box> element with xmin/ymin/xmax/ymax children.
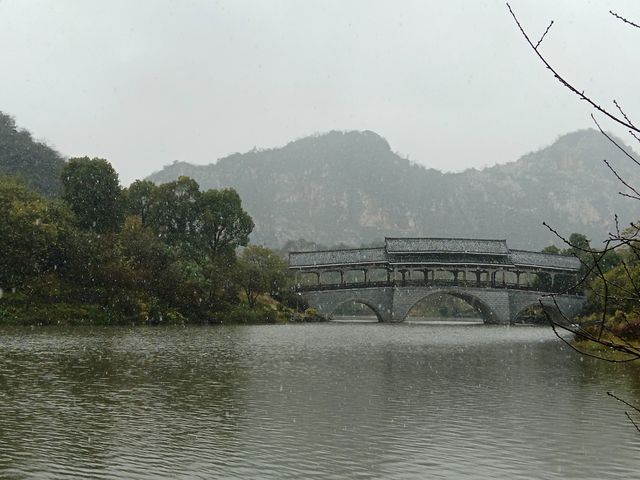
<box><xmin>510</xmin><ymin>249</ymin><xmax>578</xmax><ymax>259</ymax></box>
<box><xmin>385</xmin><ymin>237</ymin><xmax>507</xmax><ymax>242</ymax></box>
<box><xmin>289</xmin><ymin>246</ymin><xmax>385</xmax><ymax>255</ymax></box>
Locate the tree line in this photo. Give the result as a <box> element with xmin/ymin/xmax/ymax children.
<box><xmin>0</xmin><ymin>157</ymin><xmax>310</xmax><ymax>325</ymax></box>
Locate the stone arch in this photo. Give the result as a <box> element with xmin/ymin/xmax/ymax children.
<box><xmin>329</xmin><ymin>299</ymin><xmax>384</xmax><ymax>322</ymax></box>
<box><xmin>401</xmin><ymin>290</ymin><xmax>499</xmax><ymax>324</ymax></box>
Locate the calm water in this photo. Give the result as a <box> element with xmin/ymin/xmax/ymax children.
<box><xmin>0</xmin><ymin>324</ymin><xmax>638</xmax><ymax>479</ymax></box>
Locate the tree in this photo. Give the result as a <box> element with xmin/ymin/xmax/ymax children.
<box><xmin>61</xmin><ymin>157</ymin><xmax>123</xmax><ymax>233</ymax></box>
<box><xmin>124</xmin><ymin>179</ymin><xmax>157</xmax><ymax>226</ymax></box>
<box><xmin>197</xmin><ymin>188</ymin><xmax>254</xmax><ymax>258</ymax></box>
<box><xmin>146</xmin><ymin>176</ymin><xmax>200</xmax><ymax>241</ymax></box>
<box><xmin>542</xmin><ymin>245</ymin><xmax>561</xmax><ymax>255</ymax></box>
<box><xmin>233</xmin><ymin>245</ymin><xmax>288</xmax><ymax>308</ymax></box>
<box><xmin>508</xmin><ymin>3</ymin><xmax>640</xmax><ymax>360</ymax></box>
<box><xmin>508</xmin><ymin>3</ymin><xmax>640</xmax><ymax>429</ymax></box>
<box><xmin>0</xmin><ymin>177</ymin><xmax>71</xmax><ymax>290</ymax></box>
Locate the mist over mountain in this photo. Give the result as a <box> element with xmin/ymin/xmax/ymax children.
<box><xmin>149</xmin><ymin>128</ymin><xmax>638</xmax><ymax>250</ymax></box>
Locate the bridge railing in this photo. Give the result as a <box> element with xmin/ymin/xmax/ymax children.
<box><xmin>294</xmin><ymin>279</ymin><xmax>582</xmax><ymax>295</ymax></box>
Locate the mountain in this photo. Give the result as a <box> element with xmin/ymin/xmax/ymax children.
<box><xmin>0</xmin><ymin>112</ymin><xmax>66</xmax><ymax>197</ymax></box>
<box><xmin>148</xmin><ymin>129</ymin><xmax>640</xmax><ymax>250</ymax></box>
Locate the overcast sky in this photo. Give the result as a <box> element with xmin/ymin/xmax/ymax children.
<box><xmin>1</xmin><ymin>0</ymin><xmax>638</xmax><ymax>184</ymax></box>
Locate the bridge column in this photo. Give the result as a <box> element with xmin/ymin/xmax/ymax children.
<box><xmin>484</xmin><ymin>289</ymin><xmax>512</xmax><ymax>324</ymax></box>
<box><xmin>339</xmin><ymin>270</ymin><xmax>344</xmax><ymax>285</ymax></box>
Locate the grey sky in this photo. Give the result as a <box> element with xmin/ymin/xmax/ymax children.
<box><xmin>0</xmin><ymin>0</ymin><xmax>638</xmax><ymax>184</ymax></box>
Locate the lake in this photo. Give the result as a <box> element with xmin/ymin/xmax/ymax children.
<box><xmin>1</xmin><ymin>323</ymin><xmax>638</xmax><ymax>479</ymax></box>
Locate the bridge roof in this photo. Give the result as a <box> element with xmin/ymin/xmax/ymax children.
<box><xmin>509</xmin><ymin>250</ymin><xmax>581</xmax><ymax>271</ymax></box>
<box><xmin>385</xmin><ymin>237</ymin><xmax>509</xmax><ymax>255</ymax></box>
<box><xmin>289</xmin><ymin>237</ymin><xmax>580</xmax><ymax>272</ymax></box>
<box><xmin>289</xmin><ymin>247</ymin><xmax>387</xmax><ymax>268</ymax></box>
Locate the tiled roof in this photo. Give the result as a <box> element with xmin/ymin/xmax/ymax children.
<box><xmin>289</xmin><ymin>238</ymin><xmax>580</xmax><ymax>272</ymax></box>
<box><xmin>289</xmin><ymin>248</ymin><xmax>387</xmax><ymax>267</ymax></box>
<box><xmin>385</xmin><ymin>237</ymin><xmax>509</xmax><ymax>255</ymax></box>
<box><xmin>509</xmin><ymin>250</ymin><xmax>580</xmax><ymax>271</ymax></box>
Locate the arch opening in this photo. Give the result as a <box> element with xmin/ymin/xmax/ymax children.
<box><xmin>404</xmin><ymin>292</ymin><xmax>493</xmax><ymax>324</ymax></box>
<box><xmin>330</xmin><ymin>300</ymin><xmax>382</xmax><ymax>323</ymax></box>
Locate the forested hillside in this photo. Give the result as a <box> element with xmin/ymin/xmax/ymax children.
<box><xmin>0</xmin><ymin>112</ymin><xmax>65</xmax><ymax>196</ymax></box>
<box><xmin>148</xmin><ymin>129</ymin><xmax>639</xmax><ymax>249</ymax></box>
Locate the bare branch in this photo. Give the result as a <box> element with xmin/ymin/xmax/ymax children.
<box><xmin>608</xmin><ymin>391</ymin><xmax>640</xmax><ymax>414</ymax></box>
<box><xmin>603</xmin><ymin>159</ymin><xmax>640</xmax><ymax>198</ymax></box>
<box><xmin>536</xmin><ymin>20</ymin><xmax>554</xmax><ymax>49</ymax></box>
<box><xmin>592</xmin><ymin>114</ymin><xmax>640</xmax><ymax>167</ymax></box>
<box><xmin>609</xmin><ymin>10</ymin><xmax>640</xmax><ymax>29</ymax></box>
<box><xmin>510</xmin><ymin>1</ymin><xmax>640</xmax><ymax>370</ymax></box>
<box><xmin>544</xmin><ymin>306</ymin><xmax>639</xmax><ymax>362</ymax></box>
<box><xmin>613</xmin><ymin>100</ymin><xmax>636</xmax><ymax>129</ymax></box>
<box><xmin>625</xmin><ymin>412</ymin><xmax>640</xmax><ymax>433</ymax></box>
<box><xmin>618</xmin><ymin>192</ymin><xmax>640</xmax><ymax>201</ymax></box>
<box><xmin>506</xmin><ymin>3</ymin><xmax>640</xmax><ymax>133</ymax></box>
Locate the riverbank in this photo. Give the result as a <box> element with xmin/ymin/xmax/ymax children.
<box><xmin>573</xmin><ymin>334</ymin><xmax>640</xmax><ymax>361</ymax></box>
<box><xmin>0</xmin><ymin>293</ymin><xmax>324</xmax><ymax>326</ymax></box>
<box><xmin>571</xmin><ymin>314</ymin><xmax>640</xmax><ymax>361</ymax></box>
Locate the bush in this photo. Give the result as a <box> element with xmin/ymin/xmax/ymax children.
<box><xmin>221</xmin><ymin>303</ymin><xmax>278</xmax><ymax>324</ymax></box>
<box><xmin>0</xmin><ymin>301</ymin><xmax>109</xmax><ymax>326</ymax></box>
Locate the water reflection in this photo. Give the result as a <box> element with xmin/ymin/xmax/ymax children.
<box><xmin>0</xmin><ymin>324</ymin><xmax>638</xmax><ymax>479</ymax></box>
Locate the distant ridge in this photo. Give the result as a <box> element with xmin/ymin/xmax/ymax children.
<box><xmin>147</xmin><ymin>128</ymin><xmax>640</xmax><ymax>250</ymax></box>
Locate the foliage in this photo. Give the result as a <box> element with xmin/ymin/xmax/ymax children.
<box><xmin>0</xmin><ymin>177</ymin><xmax>72</xmax><ymax>288</ymax></box>
<box><xmin>233</xmin><ymin>245</ymin><xmax>288</xmax><ymax>308</ymax></box>
<box><xmin>541</xmin><ymin>245</ymin><xmax>561</xmax><ymax>255</ymax></box>
<box><xmin>62</xmin><ymin>157</ymin><xmax>124</xmax><ymax>233</ymax></box>
<box><xmin>198</xmin><ymin>188</ymin><xmax>254</xmax><ymax>257</ymax></box>
<box><xmin>0</xmin><ymin>111</ymin><xmax>65</xmax><ymax>197</ymax></box>
<box><xmin>0</xmin><ymin>157</ymin><xmax>311</xmax><ymax>325</ymax></box>
<box><xmin>124</xmin><ymin>179</ymin><xmax>156</xmax><ymax>225</ymax></box>
<box><xmin>144</xmin><ymin>176</ymin><xmax>200</xmax><ymax>240</ymax></box>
